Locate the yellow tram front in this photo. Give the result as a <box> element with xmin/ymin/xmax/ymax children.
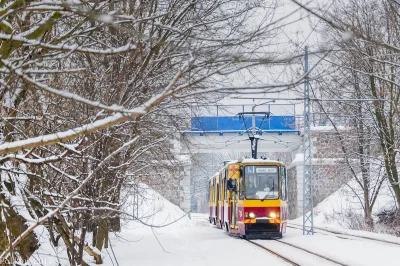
<box><xmin>228</xmin><ymin>159</ymin><xmax>288</xmax><ymax>239</ymax></box>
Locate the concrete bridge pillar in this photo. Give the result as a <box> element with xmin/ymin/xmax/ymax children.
<box><xmin>287</xmin><ymin>128</ymin><xmax>352</xmax><ymax>219</ymax></box>
<box><xmin>173</xmin><ymin>135</ymin><xmax>192</xmax><ymax>212</ymax></box>
<box><xmin>175</xmin><ymin>154</ymin><xmax>191</xmax><ymax>212</ymax></box>
<box><xmin>287</xmin><ymin>151</ymin><xmax>305</xmax><ymax>219</ymax></box>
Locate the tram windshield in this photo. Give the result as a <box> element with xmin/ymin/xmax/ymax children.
<box><xmin>244</xmin><ymin>166</ymin><xmax>279</xmax><ymax>200</ymax></box>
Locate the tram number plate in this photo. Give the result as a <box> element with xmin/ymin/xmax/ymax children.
<box><xmin>256</xmin><ymin>168</ymin><xmax>277</xmax><ymax>173</ymax></box>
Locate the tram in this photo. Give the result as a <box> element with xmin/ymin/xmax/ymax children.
<box><xmin>209</xmin><ymin>158</ymin><xmax>288</xmax><ymax>239</ymax></box>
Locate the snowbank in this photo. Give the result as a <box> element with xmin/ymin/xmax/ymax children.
<box><xmin>292</xmin><ymin>175</ymin><xmax>396</xmax><ymax>231</ymax></box>
<box><xmin>120</xmin><ymin>182</ymin><xmax>189</xmax><ymax>229</ymax></box>
<box><xmin>22</xmin><ymin>183</ymin><xmax>189</xmax><ymax>265</ymax></box>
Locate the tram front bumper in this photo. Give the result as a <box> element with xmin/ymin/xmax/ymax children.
<box><xmin>244</xmin><ymin>222</ymin><xmax>282</xmax><ymax>239</ymax></box>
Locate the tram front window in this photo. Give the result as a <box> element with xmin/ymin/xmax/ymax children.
<box><xmin>245</xmin><ymin>166</ymin><xmax>279</xmax><ymax>199</ymax></box>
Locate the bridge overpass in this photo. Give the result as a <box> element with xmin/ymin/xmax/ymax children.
<box><xmin>181</xmin><ymin>104</ymin><xmax>303</xmax><ymax>153</ymax></box>
<box><xmin>177</xmin><ymin>104</ymin><xmax>305</xmax><ymax>215</ymax></box>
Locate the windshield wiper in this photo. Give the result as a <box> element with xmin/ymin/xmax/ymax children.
<box><xmin>261</xmin><ymin>179</ymin><xmax>275</xmax><ymax>201</ymax></box>
<box><xmin>261</xmin><ymin>191</ymin><xmax>272</xmax><ymax>200</ymax></box>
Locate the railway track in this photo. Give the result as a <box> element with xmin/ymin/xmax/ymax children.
<box><xmin>247</xmin><ymin>239</ymin><xmax>348</xmax><ymax>266</ymax></box>
<box><xmin>246</xmin><ymin>240</ymin><xmax>300</xmax><ymax>266</ymax></box>
<box><xmin>287</xmin><ymin>224</ymin><xmax>400</xmax><ymax>247</ymax></box>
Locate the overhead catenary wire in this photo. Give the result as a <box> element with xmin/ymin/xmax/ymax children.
<box><xmin>232</xmin><ymin>97</ymin><xmax>384</xmax><ymax>102</ymax></box>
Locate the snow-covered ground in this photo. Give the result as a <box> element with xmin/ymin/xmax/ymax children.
<box><xmin>101</xmin><ymin>185</ymin><xmax>400</xmax><ymax>266</ymax></box>
<box><xmin>103</xmin><ymin>214</ymin><xmax>291</xmax><ymax>266</ymax></box>
<box><xmin>101</xmin><ymin>185</ymin><xmax>290</xmax><ymax>266</ymax></box>
<box><xmin>275</xmin><ymin>228</ymin><xmax>400</xmax><ymax>266</ymax></box>
<box><xmin>102</xmin><ymin>212</ymin><xmax>400</xmax><ymax>266</ymax></box>
<box><xmin>25</xmin><ymin>184</ymin><xmax>400</xmax><ymax>266</ymax></box>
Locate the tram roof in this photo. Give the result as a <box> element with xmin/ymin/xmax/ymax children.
<box><xmin>210</xmin><ymin>158</ymin><xmax>284</xmax><ymax>180</ymax></box>
<box><xmin>241</xmin><ymin>158</ymin><xmax>283</xmax><ymax>164</ymax></box>
<box><xmin>225</xmin><ymin>158</ymin><xmax>283</xmax><ymax>165</ymax></box>
<box><xmin>208</xmin><ymin>172</ymin><xmax>220</xmax><ymax>180</ymax></box>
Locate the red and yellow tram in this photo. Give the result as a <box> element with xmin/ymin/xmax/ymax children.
<box><xmin>209</xmin><ymin>158</ymin><xmax>288</xmax><ymax>238</ymax></box>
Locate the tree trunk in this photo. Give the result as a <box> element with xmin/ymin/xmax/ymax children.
<box><xmin>95</xmin><ymin>218</ymin><xmax>109</xmax><ymax>251</ymax></box>
<box><xmin>0</xmin><ymin>195</ymin><xmax>39</xmax><ymax>263</ymax></box>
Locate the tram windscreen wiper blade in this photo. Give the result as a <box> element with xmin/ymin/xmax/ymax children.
<box><xmin>261</xmin><ymin>180</ymin><xmax>274</xmax><ymax>201</ymax></box>
<box><xmin>262</xmin><ymin>191</ymin><xmax>272</xmax><ymax>200</ymax></box>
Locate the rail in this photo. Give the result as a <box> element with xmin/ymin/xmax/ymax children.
<box><xmin>287</xmin><ymin>224</ymin><xmax>400</xmax><ymax>246</ymax></box>
<box><xmin>247</xmin><ymin>239</ymin><xmax>348</xmax><ymax>266</ymax></box>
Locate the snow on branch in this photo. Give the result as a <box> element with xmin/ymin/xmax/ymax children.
<box><xmin>0</xmin><ymin>112</ymin><xmax>138</xmax><ymax>155</ymax></box>
<box><xmin>12</xmin><ymin>67</ymin><xmax>134</xmax><ymax>114</ymax></box>
<box><xmin>0</xmin><ymin>61</ymin><xmax>191</xmax><ymax>155</ymax></box>
<box><xmin>0</xmin><ymin>151</ymin><xmax>68</xmax><ymax>164</ymax></box>
<box><xmin>0</xmin><ymin>33</ymin><xmax>136</xmax><ymax>55</ymax></box>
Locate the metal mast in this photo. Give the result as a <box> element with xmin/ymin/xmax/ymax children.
<box><xmin>303</xmin><ymin>46</ymin><xmax>314</xmax><ymax>235</ymax></box>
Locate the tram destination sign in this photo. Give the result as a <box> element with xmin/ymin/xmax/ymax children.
<box><xmin>256</xmin><ymin>168</ymin><xmax>277</xmax><ymax>173</ymax></box>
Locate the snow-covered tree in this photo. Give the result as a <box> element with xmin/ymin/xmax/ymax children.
<box><xmin>293</xmin><ymin>0</ymin><xmax>400</xmax><ymax>226</ymax></box>
<box><xmin>0</xmin><ymin>0</ymin><xmax>300</xmax><ymax>264</ymax></box>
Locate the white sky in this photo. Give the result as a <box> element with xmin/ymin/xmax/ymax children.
<box><xmin>219</xmin><ymin>0</ymin><xmax>332</xmax><ymax>116</ymax></box>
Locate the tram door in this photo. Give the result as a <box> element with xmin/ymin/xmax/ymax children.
<box><xmin>230</xmin><ymin>179</ymin><xmax>238</xmax><ymax>228</ymax></box>
<box><xmin>224</xmin><ymin>177</ymin><xmax>229</xmax><ymax>230</ymax></box>
<box><xmin>219</xmin><ymin>175</ymin><xmax>224</xmax><ymax>225</ymax></box>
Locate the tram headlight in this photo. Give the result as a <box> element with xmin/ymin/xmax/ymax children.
<box><xmin>269</xmin><ymin>212</ymin><xmax>278</xmax><ymax>218</ymax></box>
<box><xmin>248</xmin><ymin>212</ymin><xmax>256</xmax><ymax>219</ymax></box>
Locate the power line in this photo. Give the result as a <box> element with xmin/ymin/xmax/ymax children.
<box><xmin>231</xmin><ymin>97</ymin><xmax>384</xmax><ymax>102</ymax></box>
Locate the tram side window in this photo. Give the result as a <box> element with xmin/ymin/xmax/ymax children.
<box><xmin>211</xmin><ymin>180</ymin><xmax>215</xmax><ymax>202</ymax></box>
<box><xmin>280</xmin><ymin>167</ymin><xmax>287</xmax><ymax>200</ymax></box>
<box><xmin>212</xmin><ymin>180</ymin><xmax>215</xmax><ymax>202</ymax></box>
<box><xmin>207</xmin><ymin>183</ymin><xmax>210</xmax><ymax>202</ymax></box>
<box><xmin>220</xmin><ymin>179</ymin><xmax>226</xmax><ymax>201</ymax></box>
<box><xmin>216</xmin><ymin>183</ymin><xmax>218</xmax><ymax>202</ymax></box>
<box><xmin>239</xmin><ymin>176</ymin><xmax>245</xmax><ymax>199</ymax></box>
<box><xmin>220</xmin><ymin>179</ymin><xmax>222</xmax><ymax>201</ymax></box>
<box><xmin>220</xmin><ymin>179</ymin><xmax>223</xmax><ymax>201</ymax></box>
<box><xmin>215</xmin><ymin>182</ymin><xmax>218</xmax><ymax>202</ymax></box>
<box><xmin>224</xmin><ymin>179</ymin><xmax>227</xmax><ymax>200</ymax></box>
<box><xmin>239</xmin><ymin>177</ymin><xmax>244</xmax><ymax>199</ymax></box>
<box><xmin>209</xmin><ymin>182</ymin><xmax>213</xmax><ymax>202</ymax></box>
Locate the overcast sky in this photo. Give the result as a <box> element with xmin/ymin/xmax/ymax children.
<box><xmin>216</xmin><ymin>0</ymin><xmax>332</xmax><ymax>116</ymax></box>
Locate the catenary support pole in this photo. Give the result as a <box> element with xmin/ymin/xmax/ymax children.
<box><xmin>303</xmin><ymin>46</ymin><xmax>314</xmax><ymax>235</ymax></box>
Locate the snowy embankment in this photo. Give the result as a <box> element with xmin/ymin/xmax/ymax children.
<box><xmin>24</xmin><ymin>183</ymin><xmax>190</xmax><ymax>266</ymax></box>
<box><xmin>291</xmin><ymin>166</ymin><xmax>398</xmax><ymax>237</ymax></box>
<box><xmin>26</xmin><ymin>183</ymin><xmax>400</xmax><ymax>266</ymax></box>
<box><xmin>119</xmin><ymin>183</ymin><xmax>189</xmax><ymax>229</ymax></box>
